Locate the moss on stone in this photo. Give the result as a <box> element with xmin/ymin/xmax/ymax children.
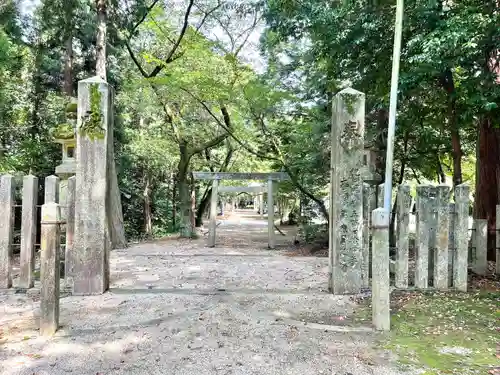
<box><xmin>79</xmin><ymin>83</ymin><xmax>105</xmax><ymax>140</ymax></box>
<box><xmin>65</xmin><ymin>102</ymin><xmax>77</xmax><ymax>113</ymax></box>
<box><xmin>52</xmin><ymin>123</ymin><xmax>75</xmax><ymax>140</ymax></box>
<box><xmin>342</xmin><ymin>92</ymin><xmax>359</xmax><ymax>116</ymax></box>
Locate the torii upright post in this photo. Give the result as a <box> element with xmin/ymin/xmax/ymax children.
<box><xmin>209</xmin><ymin>179</ymin><xmax>219</xmax><ymax>247</ymax></box>
<box><xmin>267</xmin><ymin>178</ymin><xmax>275</xmax><ymax>249</ymax></box>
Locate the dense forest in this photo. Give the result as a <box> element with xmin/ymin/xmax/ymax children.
<box><xmin>0</xmin><ymin>0</ymin><xmax>499</xmax><ymax>255</ymax></box>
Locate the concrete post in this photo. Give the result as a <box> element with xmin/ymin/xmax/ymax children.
<box><xmin>395</xmin><ymin>184</ymin><xmax>411</xmax><ymax>288</ymax></box>
<box><xmin>329</xmin><ymin>88</ymin><xmax>365</xmax><ymax>294</ymax></box>
<box><xmin>0</xmin><ymin>175</ymin><xmax>15</xmax><ymax>289</ymax></box>
<box><xmin>44</xmin><ymin>175</ymin><xmax>60</xmax><ymax>203</ymax></box>
<box><xmin>65</xmin><ymin>176</ymin><xmax>76</xmax><ymax>284</ymax></box>
<box><xmin>19</xmin><ymin>175</ymin><xmax>39</xmax><ymax>288</ymax></box>
<box><xmin>209</xmin><ymin>179</ymin><xmax>218</xmax><ymax>247</ymax></box>
<box><xmin>472</xmin><ymin>219</ymin><xmax>487</xmax><ymax>275</ymax></box>
<box><xmin>40</xmin><ymin>202</ymin><xmax>61</xmax><ymax>336</ymax></box>
<box><xmin>268</xmin><ymin>178</ymin><xmax>275</xmax><ymax>249</ymax></box>
<box><xmin>371</xmin><ymin>208</ymin><xmax>390</xmax><ymax>331</ymax></box>
<box><xmin>434</xmin><ymin>185</ymin><xmax>450</xmax><ymax>290</ymax></box>
<box><xmin>415</xmin><ymin>185</ymin><xmax>431</xmax><ymax>289</ymax></box>
<box><xmin>453</xmin><ymin>184</ymin><xmax>469</xmax><ymax>292</ymax></box>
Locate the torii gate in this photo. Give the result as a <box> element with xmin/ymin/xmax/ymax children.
<box><xmin>192</xmin><ymin>172</ymin><xmax>290</xmax><ymax>249</ymax></box>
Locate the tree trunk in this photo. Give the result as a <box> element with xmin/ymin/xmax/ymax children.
<box><xmin>172</xmin><ymin>174</ymin><xmax>177</xmax><ymax>231</ymax></box>
<box><xmin>178</xmin><ymin>142</ymin><xmax>194</xmax><ymax>238</ymax></box>
<box><xmin>195</xmin><ymin>187</ymin><xmax>211</xmax><ymax>227</ymax></box>
<box><xmin>95</xmin><ymin>0</ymin><xmax>107</xmax><ymax>80</ymax></box>
<box><xmin>375</xmin><ymin>108</ymin><xmax>389</xmax><ymax>179</ymax></box>
<box><xmin>436</xmin><ymin>156</ymin><xmax>446</xmax><ymax>183</ymax></box>
<box><xmin>190</xmin><ymin>174</ymin><xmax>196</xmax><ymax>230</ymax></box>
<box><xmin>63</xmin><ymin>1</ymin><xmax>74</xmax><ymax>96</ymax></box>
<box><xmin>441</xmin><ymin>68</ymin><xmax>463</xmax><ymax>187</ymax></box>
<box><xmin>475</xmin><ymin>115</ymin><xmax>500</xmax><ymax>260</ymax></box>
<box><xmin>31</xmin><ymin>43</ymin><xmax>43</xmax><ymax>141</ymax></box>
<box><xmin>63</xmin><ymin>36</ymin><xmax>73</xmax><ymax>96</ymax></box>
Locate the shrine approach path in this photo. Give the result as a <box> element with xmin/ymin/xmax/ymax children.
<box><xmin>0</xmin><ymin>209</ymin><xmax>410</xmax><ymax>375</ymax></box>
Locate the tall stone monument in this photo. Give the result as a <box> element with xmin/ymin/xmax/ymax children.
<box><xmin>329</xmin><ymin>88</ymin><xmax>365</xmax><ymax>294</ymax></box>
<box><xmin>71</xmin><ymin>76</ymin><xmax>126</xmax><ymax>295</ymax></box>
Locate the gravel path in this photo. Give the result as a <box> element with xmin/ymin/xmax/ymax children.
<box><xmin>0</xmin><ymin>210</ymin><xmax>413</xmax><ymax>375</ymax></box>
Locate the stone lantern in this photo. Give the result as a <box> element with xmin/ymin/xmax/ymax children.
<box><xmin>52</xmin><ymin>99</ymin><xmax>77</xmax><ymax>218</ymax></box>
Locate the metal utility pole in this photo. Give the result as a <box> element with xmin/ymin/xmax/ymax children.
<box><xmin>383</xmin><ymin>0</ymin><xmax>404</xmax><ymax>212</ymax></box>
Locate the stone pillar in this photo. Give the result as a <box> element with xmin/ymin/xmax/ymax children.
<box><xmin>329</xmin><ymin>88</ymin><xmax>365</xmax><ymax>294</ymax></box>
<box><xmin>40</xmin><ymin>203</ymin><xmax>61</xmax><ymax>336</ymax></box>
<box><xmin>0</xmin><ymin>175</ymin><xmax>15</xmax><ymax>289</ymax></box>
<box><xmin>472</xmin><ymin>219</ymin><xmax>487</xmax><ymax>275</ymax></box>
<box><xmin>259</xmin><ymin>193</ymin><xmax>264</xmax><ymax>218</ymax></box>
<box><xmin>395</xmin><ymin>184</ymin><xmax>411</xmax><ymax>288</ymax></box>
<box><xmin>72</xmin><ymin>77</ymin><xmax>125</xmax><ymax>295</ymax></box>
<box><xmin>19</xmin><ymin>175</ymin><xmax>38</xmax><ymax>289</ymax></box>
<box><xmin>434</xmin><ymin>185</ymin><xmax>450</xmax><ymax>290</ymax></box>
<box><xmin>377</xmin><ymin>183</ymin><xmax>385</xmax><ymax>208</ymax></box>
<box><xmin>448</xmin><ymin>203</ymin><xmax>456</xmax><ymax>287</ymax></box>
<box><xmin>44</xmin><ymin>175</ymin><xmax>60</xmax><ymax>203</ymax></box>
<box><xmin>209</xmin><ymin>179</ymin><xmax>218</xmax><ymax>247</ymax></box>
<box><xmin>496</xmin><ymin>205</ymin><xmax>500</xmax><ymax>275</ymax></box>
<box><xmin>453</xmin><ymin>184</ymin><xmax>469</xmax><ymax>292</ymax></box>
<box><xmin>415</xmin><ymin>185</ymin><xmax>431</xmax><ymax>289</ymax></box>
<box><xmin>65</xmin><ymin>176</ymin><xmax>76</xmax><ymax>284</ymax></box>
<box><xmin>268</xmin><ymin>179</ymin><xmax>275</xmax><ymax>249</ymax></box>
<box><xmin>371</xmin><ymin>208</ymin><xmax>390</xmax><ymax>331</ymax></box>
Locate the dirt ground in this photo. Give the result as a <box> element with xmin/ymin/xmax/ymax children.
<box><xmin>0</xmin><ymin>210</ymin><xmax>414</xmax><ymax>375</ymax></box>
